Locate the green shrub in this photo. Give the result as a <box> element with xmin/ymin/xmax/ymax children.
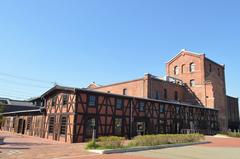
<box><xmin>98</xmin><ymin>136</ymin><xmax>124</xmax><ymax>149</ymax></box>
<box><xmin>221</xmin><ymin>131</ymin><xmax>240</xmax><ymax>138</ymax></box>
<box><xmin>85</xmin><ymin>140</ymin><xmax>99</xmax><ymax>149</ymax></box>
<box><xmin>128</xmin><ymin>133</ymin><xmax>204</xmax><ymax>147</ymax></box>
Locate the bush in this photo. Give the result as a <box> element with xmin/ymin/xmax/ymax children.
<box><xmin>85</xmin><ymin>140</ymin><xmax>99</xmax><ymax>149</ymax></box>
<box><xmin>128</xmin><ymin>133</ymin><xmax>204</xmax><ymax>147</ymax></box>
<box><xmin>98</xmin><ymin>136</ymin><xmax>124</xmax><ymax>149</ymax></box>
<box><xmin>220</xmin><ymin>131</ymin><xmax>240</xmax><ymax>138</ymax></box>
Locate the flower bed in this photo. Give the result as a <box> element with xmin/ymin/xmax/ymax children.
<box><xmin>86</xmin><ymin>133</ymin><xmax>204</xmax><ymax>150</ymax></box>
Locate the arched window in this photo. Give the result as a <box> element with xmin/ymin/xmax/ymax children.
<box><xmin>190</xmin><ymin>79</ymin><xmax>195</xmax><ymax>87</ymax></box>
<box><xmin>181</xmin><ymin>64</ymin><xmax>185</xmax><ymax>73</ymax></box>
<box><xmin>189</xmin><ymin>63</ymin><xmax>196</xmax><ymax>72</ymax></box>
<box><xmin>174</xmin><ymin>66</ymin><xmax>179</xmax><ymax>75</ymax></box>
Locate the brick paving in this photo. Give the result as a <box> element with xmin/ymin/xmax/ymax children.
<box><xmin>200</xmin><ymin>136</ymin><xmax>240</xmax><ymax>147</ymax></box>
<box><xmin>0</xmin><ymin>131</ymin><xmax>156</xmax><ymax>159</ymax></box>
<box><xmin>1</xmin><ymin>131</ymin><xmax>240</xmax><ymax>159</ymax></box>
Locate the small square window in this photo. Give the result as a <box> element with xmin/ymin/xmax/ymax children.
<box><xmin>89</xmin><ymin>95</ymin><xmax>96</xmax><ymax>106</ymax></box>
<box><xmin>116</xmin><ymin>99</ymin><xmax>123</xmax><ymax>109</ymax></box>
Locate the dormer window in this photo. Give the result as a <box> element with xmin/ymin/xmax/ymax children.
<box><xmin>189</xmin><ymin>63</ymin><xmax>195</xmax><ymax>72</ymax></box>
<box><xmin>174</xmin><ymin>66</ymin><xmax>179</xmax><ymax>75</ymax></box>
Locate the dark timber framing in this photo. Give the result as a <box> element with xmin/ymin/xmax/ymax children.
<box><xmin>1</xmin><ymin>85</ymin><xmax>219</xmax><ymax>143</ymax></box>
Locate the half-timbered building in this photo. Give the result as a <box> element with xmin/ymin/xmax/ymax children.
<box><xmin>1</xmin><ymin>85</ymin><xmax>218</xmax><ymax>143</ymax></box>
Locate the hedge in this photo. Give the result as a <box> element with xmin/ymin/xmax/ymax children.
<box><xmin>128</xmin><ymin>133</ymin><xmax>204</xmax><ymax>147</ymax></box>
<box><xmin>85</xmin><ymin>133</ymin><xmax>204</xmax><ymax>149</ymax></box>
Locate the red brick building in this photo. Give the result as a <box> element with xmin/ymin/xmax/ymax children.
<box><xmin>90</xmin><ymin>49</ymin><xmax>239</xmax><ymax>131</ymax></box>
<box><xmin>1</xmin><ymin>50</ymin><xmax>238</xmax><ymax>143</ymax></box>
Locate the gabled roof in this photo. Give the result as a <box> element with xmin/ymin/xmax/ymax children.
<box><xmin>166</xmin><ymin>49</ymin><xmax>204</xmax><ymax>65</ymax></box>
<box><xmin>41</xmin><ymin>85</ymin><xmax>76</xmax><ymax>98</ymax></box>
<box><xmin>86</xmin><ymin>82</ymin><xmax>103</xmax><ymax>89</ymax></box>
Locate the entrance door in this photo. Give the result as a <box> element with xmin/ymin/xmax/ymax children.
<box><xmin>17</xmin><ymin>119</ymin><xmax>26</xmax><ymax>134</ymax></box>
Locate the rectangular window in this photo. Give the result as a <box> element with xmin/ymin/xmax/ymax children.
<box><xmin>51</xmin><ymin>96</ymin><xmax>57</xmax><ymax>106</ymax></box>
<box><xmin>174</xmin><ymin>91</ymin><xmax>178</xmax><ymax>101</ymax></box>
<box><xmin>89</xmin><ymin>95</ymin><xmax>96</xmax><ymax>106</ymax></box>
<box><xmin>123</xmin><ymin>88</ymin><xmax>128</xmax><ymax>95</ymax></box>
<box><xmin>62</xmin><ymin>94</ymin><xmax>68</xmax><ymax>106</ymax></box>
<box><xmin>164</xmin><ymin>89</ymin><xmax>167</xmax><ymax>99</ymax></box>
<box><xmin>139</xmin><ymin>102</ymin><xmax>145</xmax><ymax>112</ymax></box>
<box><xmin>176</xmin><ymin>106</ymin><xmax>180</xmax><ymax>114</ymax></box>
<box><xmin>60</xmin><ymin>116</ymin><xmax>67</xmax><ymax>135</ymax></box>
<box><xmin>115</xmin><ymin>118</ymin><xmax>122</xmax><ymax>135</ymax></box>
<box><xmin>155</xmin><ymin>91</ymin><xmax>160</xmax><ymax>100</ymax></box>
<box><xmin>116</xmin><ymin>99</ymin><xmax>123</xmax><ymax>109</ymax></box>
<box><xmin>160</xmin><ymin>104</ymin><xmax>165</xmax><ymax>113</ymax></box>
<box><xmin>27</xmin><ymin>117</ymin><xmax>32</xmax><ymax>130</ymax></box>
<box><xmin>48</xmin><ymin>116</ymin><xmax>55</xmax><ymax>133</ymax></box>
<box><xmin>190</xmin><ymin>79</ymin><xmax>195</xmax><ymax>87</ymax></box>
<box><xmin>86</xmin><ymin>118</ymin><xmax>95</xmax><ymax>137</ymax></box>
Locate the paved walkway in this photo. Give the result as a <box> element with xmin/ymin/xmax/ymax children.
<box><xmin>126</xmin><ymin>136</ymin><xmax>240</xmax><ymax>159</ymax></box>
<box><xmin>1</xmin><ymin>131</ymin><xmax>240</xmax><ymax>159</ymax></box>
<box><xmin>0</xmin><ymin>131</ymin><xmax>151</xmax><ymax>159</ymax></box>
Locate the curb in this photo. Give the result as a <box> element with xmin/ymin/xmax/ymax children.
<box><xmin>88</xmin><ymin>141</ymin><xmax>210</xmax><ymax>154</ymax></box>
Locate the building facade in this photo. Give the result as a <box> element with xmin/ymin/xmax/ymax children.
<box><xmin>2</xmin><ymin>85</ymin><xmax>218</xmax><ymax>143</ymax></box>
<box><xmin>1</xmin><ymin>50</ymin><xmax>239</xmax><ymax>142</ymax></box>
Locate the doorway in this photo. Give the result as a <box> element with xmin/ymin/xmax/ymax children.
<box><xmin>17</xmin><ymin>119</ymin><xmax>26</xmax><ymax>134</ymax></box>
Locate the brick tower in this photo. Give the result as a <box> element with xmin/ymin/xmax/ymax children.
<box><xmin>166</xmin><ymin>49</ymin><xmax>228</xmax><ymax>131</ymax></box>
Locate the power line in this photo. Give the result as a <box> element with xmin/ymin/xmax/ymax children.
<box><xmin>0</xmin><ymin>78</ymin><xmax>52</xmax><ymax>89</ymax></box>
<box><xmin>0</xmin><ymin>89</ymin><xmax>36</xmax><ymax>97</ymax></box>
<box><xmin>0</xmin><ymin>93</ymin><xmax>27</xmax><ymax>100</ymax></box>
<box><xmin>0</xmin><ymin>88</ymin><xmax>39</xmax><ymax>96</ymax></box>
<box><xmin>0</xmin><ymin>72</ymin><xmax>55</xmax><ymax>84</ymax></box>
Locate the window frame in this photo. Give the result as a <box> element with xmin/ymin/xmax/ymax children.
<box><xmin>139</xmin><ymin>101</ymin><xmax>145</xmax><ymax>112</ymax></box>
<box><xmin>62</xmin><ymin>94</ymin><xmax>69</xmax><ymax>106</ymax></box>
<box><xmin>190</xmin><ymin>79</ymin><xmax>195</xmax><ymax>87</ymax></box>
<box><xmin>114</xmin><ymin>118</ymin><xmax>122</xmax><ymax>136</ymax></box>
<box><xmin>51</xmin><ymin>96</ymin><xmax>57</xmax><ymax>107</ymax></box>
<box><xmin>88</xmin><ymin>95</ymin><xmax>97</xmax><ymax>107</ymax></box>
<box><xmin>60</xmin><ymin>116</ymin><xmax>67</xmax><ymax>135</ymax></box>
<box><xmin>189</xmin><ymin>62</ymin><xmax>196</xmax><ymax>73</ymax></box>
<box><xmin>174</xmin><ymin>66</ymin><xmax>179</xmax><ymax>75</ymax></box>
<box><xmin>164</xmin><ymin>89</ymin><xmax>168</xmax><ymax>99</ymax></box>
<box><xmin>48</xmin><ymin>116</ymin><xmax>55</xmax><ymax>134</ymax></box>
<box><xmin>116</xmin><ymin>98</ymin><xmax>123</xmax><ymax>109</ymax></box>
<box><xmin>26</xmin><ymin>117</ymin><xmax>32</xmax><ymax>130</ymax></box>
<box><xmin>174</xmin><ymin>91</ymin><xmax>178</xmax><ymax>101</ymax></box>
<box><xmin>123</xmin><ymin>88</ymin><xmax>128</xmax><ymax>95</ymax></box>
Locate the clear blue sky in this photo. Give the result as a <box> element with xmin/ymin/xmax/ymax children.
<box><xmin>0</xmin><ymin>0</ymin><xmax>239</xmax><ymax>100</ymax></box>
